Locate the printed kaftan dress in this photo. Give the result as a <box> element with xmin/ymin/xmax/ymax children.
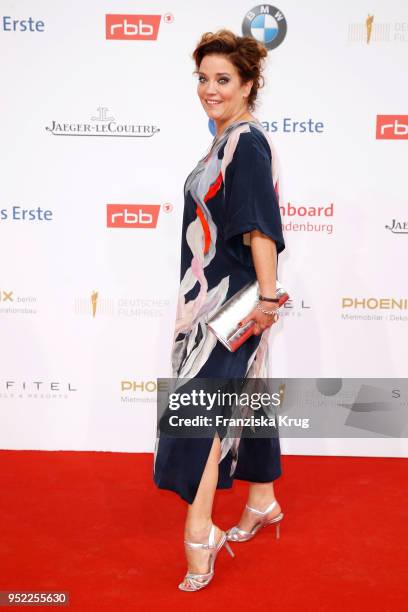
<box><xmin>153</xmin><ymin>119</ymin><xmax>286</xmax><ymax>504</ymax></box>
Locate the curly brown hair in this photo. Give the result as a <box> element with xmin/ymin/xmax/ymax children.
<box><xmin>192</xmin><ymin>29</ymin><xmax>268</xmax><ymax>111</ymax></box>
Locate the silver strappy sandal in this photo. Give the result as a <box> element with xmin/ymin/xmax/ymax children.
<box><xmin>226</xmin><ymin>500</ymin><xmax>284</xmax><ymax>542</ymax></box>
<box><xmin>178</xmin><ymin>523</ymin><xmax>235</xmax><ymax>592</ymax></box>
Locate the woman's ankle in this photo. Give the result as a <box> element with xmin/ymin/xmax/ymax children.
<box><xmin>247</xmin><ymin>493</ymin><xmax>279</xmax><ymax>511</ymax></box>
<box><xmin>184</xmin><ymin>517</ymin><xmax>213</xmax><ymax>540</ymax></box>
<box><xmin>247</xmin><ymin>483</ymin><xmax>276</xmax><ymax>507</ymax></box>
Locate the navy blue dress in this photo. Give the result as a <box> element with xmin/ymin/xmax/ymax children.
<box><xmin>153</xmin><ymin>119</ymin><xmax>285</xmax><ymax>504</ymax></box>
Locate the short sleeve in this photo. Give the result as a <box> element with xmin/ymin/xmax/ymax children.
<box><xmin>223</xmin><ymin>130</ymin><xmax>285</xmax><ymax>262</ymax></box>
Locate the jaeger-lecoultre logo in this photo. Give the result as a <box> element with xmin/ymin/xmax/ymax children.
<box><xmin>45</xmin><ymin>106</ymin><xmax>160</xmax><ymax>137</ymax></box>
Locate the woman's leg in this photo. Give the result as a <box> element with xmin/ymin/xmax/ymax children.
<box><xmin>181</xmin><ymin>433</ymin><xmax>222</xmax><ymax>577</ymax></box>
<box><xmin>236</xmin><ymin>481</ymin><xmax>282</xmax><ymax>532</ymax></box>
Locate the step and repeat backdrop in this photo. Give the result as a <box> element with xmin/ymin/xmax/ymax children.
<box><xmin>1</xmin><ymin>1</ymin><xmax>407</xmax><ymax>457</ymax></box>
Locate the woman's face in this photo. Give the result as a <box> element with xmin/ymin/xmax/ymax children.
<box><xmin>197</xmin><ymin>54</ymin><xmax>253</xmax><ymax>123</ymax></box>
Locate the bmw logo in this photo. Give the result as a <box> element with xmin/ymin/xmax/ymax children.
<box><xmin>242</xmin><ymin>5</ymin><xmax>287</xmax><ymax>50</ymax></box>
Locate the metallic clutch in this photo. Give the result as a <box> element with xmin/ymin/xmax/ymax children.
<box><xmin>206</xmin><ymin>280</ymin><xmax>289</xmax><ymax>352</ymax></box>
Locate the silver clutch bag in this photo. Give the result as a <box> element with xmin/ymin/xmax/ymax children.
<box><xmin>206</xmin><ymin>280</ymin><xmax>289</xmax><ymax>352</ymax></box>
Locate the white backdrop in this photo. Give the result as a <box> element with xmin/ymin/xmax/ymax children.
<box><xmin>1</xmin><ymin>0</ymin><xmax>407</xmax><ymax>457</ymax></box>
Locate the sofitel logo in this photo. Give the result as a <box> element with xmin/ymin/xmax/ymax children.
<box><xmin>3</xmin><ymin>381</ymin><xmax>77</xmax><ymax>391</ymax></box>
<box><xmin>376</xmin><ymin>115</ymin><xmax>408</xmax><ymax>140</ymax></box>
<box><xmin>45</xmin><ymin>106</ymin><xmax>160</xmax><ymax>138</ymax></box>
<box><xmin>280</xmin><ymin>299</ymin><xmax>311</xmax><ymax>318</ymax></box>
<box><xmin>107</xmin><ymin>204</ymin><xmax>161</xmax><ymax>228</ymax></box>
<box><xmin>105</xmin><ymin>13</ymin><xmax>173</xmax><ymax>40</ymax></box>
<box><xmin>385</xmin><ymin>219</ymin><xmax>408</xmax><ymax>234</ymax></box>
<box><xmin>0</xmin><ymin>380</ymin><xmax>77</xmax><ymax>400</ymax></box>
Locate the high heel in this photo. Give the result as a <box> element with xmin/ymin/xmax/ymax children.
<box><xmin>226</xmin><ymin>500</ymin><xmax>284</xmax><ymax>543</ymax></box>
<box><xmin>178</xmin><ymin>523</ymin><xmax>235</xmax><ymax>592</ymax></box>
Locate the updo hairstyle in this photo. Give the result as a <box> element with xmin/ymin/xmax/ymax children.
<box><xmin>192</xmin><ymin>29</ymin><xmax>268</xmax><ymax>111</ymax></box>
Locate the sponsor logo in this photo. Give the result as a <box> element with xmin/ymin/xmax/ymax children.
<box><xmin>341</xmin><ymin>297</ymin><xmax>408</xmax><ymax>322</ymax></box>
<box><xmin>91</xmin><ymin>291</ymin><xmax>99</xmax><ymax>317</ymax></box>
<box><xmin>1</xmin><ymin>16</ymin><xmax>45</xmax><ymax>32</ymax></box>
<box><xmin>208</xmin><ymin>117</ymin><xmax>325</xmax><ymax>136</ymax></box>
<box><xmin>261</xmin><ymin>118</ymin><xmax>325</xmax><ymax>133</ymax></box>
<box><xmin>121</xmin><ymin>379</ymin><xmax>170</xmax><ymax>403</ymax></box>
<box><xmin>0</xmin><ymin>206</ymin><xmax>53</xmax><ymax>222</ymax></box>
<box><xmin>45</xmin><ymin>107</ymin><xmax>159</xmax><ymax>138</ymax></box>
<box><xmin>106</xmin><ymin>14</ymin><xmax>162</xmax><ymax>40</ymax></box>
<box><xmin>280</xmin><ymin>299</ymin><xmax>311</xmax><ymax>318</ymax></box>
<box><xmin>107</xmin><ymin>204</ymin><xmax>161</xmax><ymax>228</ymax></box>
<box><xmin>0</xmin><ymin>288</ymin><xmax>38</xmax><ymax>314</ymax></box>
<box><xmin>385</xmin><ymin>219</ymin><xmax>408</xmax><ymax>234</ymax></box>
<box><xmin>75</xmin><ymin>291</ymin><xmax>170</xmax><ymax>318</ymax></box>
<box><xmin>376</xmin><ymin>115</ymin><xmax>408</xmax><ymax>140</ymax></box>
<box><xmin>120</xmin><ymin>379</ymin><xmax>170</xmax><ymax>403</ymax></box>
<box><xmin>348</xmin><ymin>14</ymin><xmax>408</xmax><ymax>43</ymax></box>
<box><xmin>342</xmin><ymin>298</ymin><xmax>408</xmax><ymax>310</ymax></box>
<box><xmin>279</xmin><ymin>202</ymin><xmax>334</xmax><ymax>234</ymax></box>
<box><xmin>0</xmin><ymin>380</ymin><xmax>77</xmax><ymax>400</ymax></box>
<box><xmin>122</xmin><ymin>380</ymin><xmax>168</xmax><ymax>392</ymax></box>
<box><xmin>242</xmin><ymin>5</ymin><xmax>287</xmax><ymax>50</ymax></box>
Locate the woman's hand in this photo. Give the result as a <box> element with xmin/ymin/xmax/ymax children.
<box><xmin>238</xmin><ymin>301</ymin><xmax>279</xmax><ymax>336</ymax></box>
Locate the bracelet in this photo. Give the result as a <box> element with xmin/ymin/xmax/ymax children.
<box><xmin>256</xmin><ymin>302</ymin><xmax>280</xmax><ymax>320</ymax></box>
<box><xmin>258</xmin><ymin>294</ymin><xmax>280</xmax><ymax>303</ymax></box>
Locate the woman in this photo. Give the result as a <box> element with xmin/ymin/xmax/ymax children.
<box><xmin>153</xmin><ymin>29</ymin><xmax>286</xmax><ymax>591</ymax></box>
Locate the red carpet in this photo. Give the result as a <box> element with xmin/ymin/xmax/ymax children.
<box><xmin>0</xmin><ymin>450</ymin><xmax>406</xmax><ymax>611</ymax></box>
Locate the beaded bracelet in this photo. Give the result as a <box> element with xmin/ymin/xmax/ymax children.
<box><xmin>256</xmin><ymin>302</ymin><xmax>280</xmax><ymax>320</ymax></box>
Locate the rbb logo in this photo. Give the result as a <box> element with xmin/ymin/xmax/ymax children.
<box><xmin>107</xmin><ymin>204</ymin><xmax>160</xmax><ymax>228</ymax></box>
<box><xmin>106</xmin><ymin>14</ymin><xmax>161</xmax><ymax>40</ymax></box>
<box><xmin>376</xmin><ymin>115</ymin><xmax>408</xmax><ymax>139</ymax></box>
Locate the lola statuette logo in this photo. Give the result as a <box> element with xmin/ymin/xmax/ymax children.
<box><xmin>348</xmin><ymin>14</ymin><xmax>408</xmax><ymax>43</ymax></box>
<box><xmin>74</xmin><ymin>292</ymin><xmax>170</xmax><ymax>318</ymax></box>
